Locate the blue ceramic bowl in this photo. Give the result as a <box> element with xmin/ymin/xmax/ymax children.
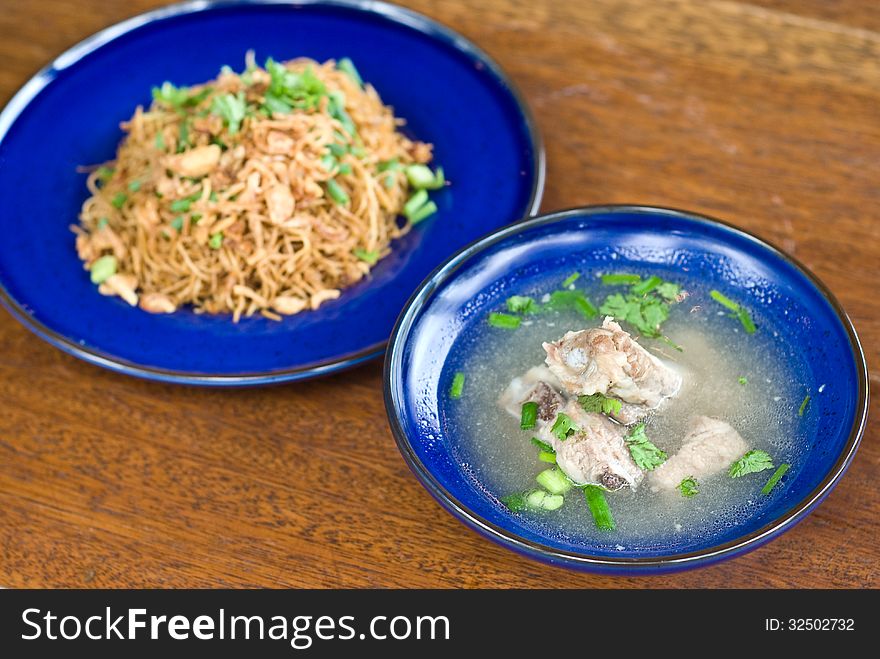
<box><xmin>384</xmin><ymin>206</ymin><xmax>868</xmax><ymax>573</ymax></box>
<box><xmin>0</xmin><ymin>0</ymin><xmax>543</xmax><ymax>385</ymax></box>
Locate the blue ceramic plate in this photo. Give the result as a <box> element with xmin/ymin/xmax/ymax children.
<box><xmin>0</xmin><ymin>0</ymin><xmax>543</xmax><ymax>385</ymax></box>
<box><xmin>385</xmin><ymin>206</ymin><xmax>868</xmax><ymax>573</ymax></box>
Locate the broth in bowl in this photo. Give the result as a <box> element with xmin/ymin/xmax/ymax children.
<box><xmin>444</xmin><ymin>270</ymin><xmax>808</xmax><ymax>547</ymax></box>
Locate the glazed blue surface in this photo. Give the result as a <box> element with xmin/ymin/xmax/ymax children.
<box><xmin>385</xmin><ymin>206</ymin><xmax>868</xmax><ymax>573</ymax></box>
<box><xmin>0</xmin><ymin>0</ymin><xmax>542</xmax><ymax>384</ymax></box>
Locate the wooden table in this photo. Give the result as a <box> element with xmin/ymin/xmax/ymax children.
<box><xmin>1</xmin><ymin>0</ymin><xmax>877</xmax><ymax>588</ymax></box>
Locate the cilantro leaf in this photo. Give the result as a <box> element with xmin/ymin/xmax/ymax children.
<box><xmin>728</xmin><ymin>450</ymin><xmax>774</xmax><ymax>478</ymax></box>
<box><xmin>578</xmin><ymin>393</ymin><xmax>622</xmax><ymax>417</ymax></box>
<box><xmin>598</xmin><ymin>293</ymin><xmax>630</xmax><ymax>318</ymax></box>
<box><xmin>678</xmin><ymin>477</ymin><xmax>699</xmax><ymax>497</ymax></box>
<box><xmin>625</xmin><ymin>424</ymin><xmax>667</xmax><ymax>471</ymax></box>
<box><xmin>656</xmin><ymin>282</ymin><xmax>682</xmax><ymax>301</ymax></box>
<box><xmin>550</xmin><ymin>413</ymin><xmax>578</xmax><ymax>441</ymax></box>
<box><xmin>501</xmin><ymin>493</ymin><xmax>527</xmax><ymax>512</ymax></box>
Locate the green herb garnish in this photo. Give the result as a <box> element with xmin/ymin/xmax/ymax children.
<box><xmin>531</xmin><ymin>437</ymin><xmax>555</xmax><ymax>454</ymax></box>
<box><xmin>325</xmin><ymin>179</ymin><xmax>349</xmax><ymax>205</ymax></box>
<box><xmin>377</xmin><ymin>158</ymin><xmax>401</xmax><ymax>173</ymax></box>
<box><xmin>520</xmin><ymin>402</ymin><xmax>539</xmax><ymax>430</ymax></box>
<box><xmin>501</xmin><ymin>493</ymin><xmax>527</xmax><ymax>513</ymax></box>
<box><xmin>170</xmin><ymin>216</ymin><xmax>184</xmax><ymax>231</ymax></box>
<box><xmin>95</xmin><ymin>166</ymin><xmax>114</xmax><ymax>182</ymax></box>
<box><xmin>408</xmin><ymin>201</ymin><xmax>438</xmax><ymax>224</ymax></box>
<box><xmin>353</xmin><ymin>248</ymin><xmax>379</xmax><ymax>265</ymax></box>
<box><xmin>625</xmin><ymin>423</ymin><xmax>667</xmax><ymax>471</ymax></box>
<box><xmin>487</xmin><ymin>312</ymin><xmax>521</xmax><ymax>329</ymax></box>
<box><xmin>403</xmin><ymin>189</ymin><xmax>428</xmax><ymax>218</ymax></box>
<box><xmin>506</xmin><ymin>295</ymin><xmax>539</xmax><ymax>314</ymax></box>
<box><xmin>578</xmin><ymin>393</ymin><xmax>622</xmax><ymax>417</ymax></box>
<box><xmin>761</xmin><ymin>464</ymin><xmax>791</xmax><ymax>495</ymax></box>
<box><xmin>709</xmin><ymin>289</ymin><xmax>757</xmax><ymax>334</ymax></box>
<box><xmin>550</xmin><ymin>413</ymin><xmax>577</xmax><ymax>441</ymax></box>
<box><xmin>533</xmin><ymin>438</ymin><xmax>557</xmax><ymax>463</ymax></box>
<box><xmin>738</xmin><ymin>376</ymin><xmax>748</xmax><ymax>386</ymax></box>
<box><xmin>631</xmin><ymin>275</ymin><xmax>663</xmax><ymax>296</ymax></box>
<box><xmin>601</xmin><ymin>273</ymin><xmax>641</xmax><ymax>285</ymax></box>
<box><xmin>110</xmin><ymin>192</ymin><xmax>127</xmax><ymax>209</ymax></box>
<box><xmin>655</xmin><ymin>282</ymin><xmax>682</xmax><ymax>301</ymax></box>
<box><xmin>583</xmin><ymin>485</ymin><xmax>615</xmax><ymax>531</ymax></box>
<box><xmin>449</xmin><ymin>372</ymin><xmax>465</xmax><ymax>399</ymax></box>
<box><xmin>262</xmin><ymin>59</ymin><xmax>327</xmax><ymax>115</ymax></box>
<box><xmin>169</xmin><ymin>189</ymin><xmax>202</xmax><ymax>213</ymax></box>
<box><xmin>561</xmin><ymin>272</ymin><xmax>580</xmax><ymax>287</ymax></box>
<box><xmin>208</xmin><ymin>232</ymin><xmax>223</xmax><ymax>249</ymax></box>
<box><xmin>599</xmin><ymin>292</ymin><xmax>669</xmax><ymax>338</ymax></box>
<box><xmin>678</xmin><ymin>477</ymin><xmax>699</xmax><ymax>498</ymax></box>
<box><xmin>545</xmin><ymin>290</ymin><xmax>597</xmax><ymax>320</ymax></box>
<box><xmin>798</xmin><ymin>394</ymin><xmax>810</xmax><ymax>417</ymax></box>
<box><xmin>127</xmin><ymin>180</ymin><xmax>142</xmax><ymax>192</ymax></box>
<box><xmin>336</xmin><ymin>57</ymin><xmax>363</xmax><ymax>86</ymax></box>
<box><xmin>211</xmin><ymin>91</ymin><xmax>248</xmax><ymax>134</ymax></box>
<box><xmin>728</xmin><ymin>450</ymin><xmax>774</xmax><ymax>478</ymax></box>
<box><xmin>405</xmin><ymin>164</ymin><xmax>445</xmax><ymax>190</ymax></box>
<box><xmin>89</xmin><ymin>255</ymin><xmax>117</xmax><ymax>284</ymax></box>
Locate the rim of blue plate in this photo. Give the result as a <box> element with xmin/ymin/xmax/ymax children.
<box><xmin>0</xmin><ymin>0</ymin><xmax>545</xmax><ymax>386</ymax></box>
<box><xmin>384</xmin><ymin>205</ymin><xmax>869</xmax><ymax>571</ymax></box>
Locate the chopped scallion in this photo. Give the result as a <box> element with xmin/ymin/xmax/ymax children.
<box><xmin>408</xmin><ymin>200</ymin><xmax>437</xmax><ymax>224</ymax></box>
<box><xmin>353</xmin><ymin>247</ymin><xmax>379</xmax><ymax>265</ymax></box>
<box><xmin>403</xmin><ymin>189</ymin><xmax>428</xmax><ymax>218</ymax></box>
<box><xmin>89</xmin><ymin>255</ymin><xmax>117</xmax><ymax>284</ymax></box>
<box><xmin>336</xmin><ymin>57</ymin><xmax>363</xmax><ymax>86</ymax></box>
<box><xmin>487</xmin><ymin>312</ymin><xmax>521</xmax><ymax>329</ymax></box>
<box><xmin>562</xmin><ymin>272</ymin><xmax>580</xmax><ymax>287</ymax></box>
<box><xmin>530</xmin><ymin>437</ymin><xmax>555</xmax><ymax>454</ymax></box>
<box><xmin>325</xmin><ymin>179</ymin><xmax>349</xmax><ymax>205</ymax></box>
<box><xmin>710</xmin><ymin>289</ymin><xmax>757</xmax><ymax>334</ymax></box>
<box><xmin>798</xmin><ymin>394</ymin><xmax>810</xmax><ymax>417</ymax></box>
<box><xmin>583</xmin><ymin>485</ymin><xmax>615</xmax><ymax>531</ymax></box>
<box><xmin>209</xmin><ymin>232</ymin><xmax>223</xmax><ymax>249</ymax></box>
<box><xmin>406</xmin><ymin>164</ymin><xmax>444</xmax><ymax>190</ymax></box>
<box><xmin>536</xmin><ymin>469</ymin><xmax>572</xmax><ymax>495</ymax></box>
<box><xmin>110</xmin><ymin>192</ymin><xmax>127</xmax><ymax>209</ymax></box>
<box><xmin>449</xmin><ymin>372</ymin><xmax>465</xmax><ymax>399</ymax></box>
<box><xmin>601</xmin><ymin>273</ymin><xmax>641</xmax><ymax>285</ymax></box>
<box><xmin>520</xmin><ymin>402</ymin><xmax>539</xmax><ymax>430</ymax></box>
<box><xmin>631</xmin><ymin>275</ymin><xmax>663</xmax><ymax>296</ymax></box>
<box><xmin>761</xmin><ymin>463</ymin><xmax>791</xmax><ymax>495</ymax></box>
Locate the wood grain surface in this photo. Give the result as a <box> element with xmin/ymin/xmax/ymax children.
<box><xmin>0</xmin><ymin>0</ymin><xmax>877</xmax><ymax>588</ymax></box>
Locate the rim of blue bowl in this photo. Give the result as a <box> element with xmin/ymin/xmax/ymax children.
<box><xmin>384</xmin><ymin>204</ymin><xmax>869</xmax><ymax>571</ymax></box>
<box><xmin>0</xmin><ymin>0</ymin><xmax>545</xmax><ymax>386</ymax></box>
